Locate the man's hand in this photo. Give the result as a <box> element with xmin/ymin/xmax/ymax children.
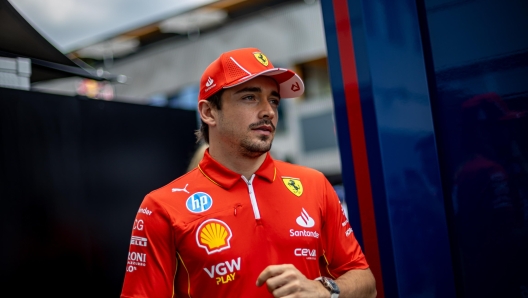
<box><xmin>256</xmin><ymin>264</ymin><xmax>328</xmax><ymax>298</ymax></box>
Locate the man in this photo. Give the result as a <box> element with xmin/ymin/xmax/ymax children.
<box><xmin>121</xmin><ymin>48</ymin><xmax>376</xmax><ymax>298</ymax></box>
<box><xmin>451</xmin><ymin>93</ymin><xmax>528</xmax><ymax>296</ymax></box>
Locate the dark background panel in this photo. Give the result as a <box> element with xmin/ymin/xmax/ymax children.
<box><xmin>0</xmin><ymin>87</ymin><xmax>198</xmax><ymax>297</ymax></box>
<box><xmin>423</xmin><ymin>0</ymin><xmax>528</xmax><ymax>296</ymax></box>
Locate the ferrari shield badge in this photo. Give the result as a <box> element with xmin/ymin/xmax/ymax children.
<box><xmin>253</xmin><ymin>52</ymin><xmax>269</xmax><ymax>66</ymax></box>
<box><xmin>282</xmin><ymin>177</ymin><xmax>303</xmax><ymax>197</ymax></box>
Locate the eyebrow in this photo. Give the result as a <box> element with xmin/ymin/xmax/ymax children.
<box><xmin>234</xmin><ymin>86</ymin><xmax>281</xmax><ymax>98</ymax></box>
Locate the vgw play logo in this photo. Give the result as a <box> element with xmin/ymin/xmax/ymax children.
<box><xmin>204</xmin><ymin>257</ymin><xmax>241</xmax><ymax>285</ymax></box>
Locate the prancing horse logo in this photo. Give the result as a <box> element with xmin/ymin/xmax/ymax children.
<box><xmin>282</xmin><ymin>177</ymin><xmax>303</xmax><ymax>197</ymax></box>
<box><xmin>253</xmin><ymin>52</ymin><xmax>269</xmax><ymax>67</ymax></box>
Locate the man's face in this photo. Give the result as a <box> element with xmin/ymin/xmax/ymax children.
<box><xmin>215</xmin><ymin>76</ymin><xmax>280</xmax><ymax>158</ymax></box>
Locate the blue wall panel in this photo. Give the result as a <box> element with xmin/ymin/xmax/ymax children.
<box><xmin>322</xmin><ymin>0</ymin><xmax>456</xmax><ymax>296</ymax></box>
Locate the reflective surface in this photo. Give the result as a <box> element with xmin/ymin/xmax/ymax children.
<box><xmin>359</xmin><ymin>1</ymin><xmax>456</xmax><ymax>296</ymax></box>
<box><xmin>424</xmin><ymin>0</ymin><xmax>528</xmax><ymax>296</ymax></box>
<box><xmin>322</xmin><ymin>0</ymin><xmax>456</xmax><ymax>296</ymax></box>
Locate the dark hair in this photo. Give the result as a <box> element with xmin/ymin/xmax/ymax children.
<box><xmin>195</xmin><ymin>89</ymin><xmax>224</xmax><ymax>144</ymax></box>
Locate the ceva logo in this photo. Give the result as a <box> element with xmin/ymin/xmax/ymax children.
<box><xmin>294</xmin><ymin>248</ymin><xmax>316</xmax><ymax>257</ymax></box>
<box><xmin>294</xmin><ymin>248</ymin><xmax>317</xmax><ymax>260</ymax></box>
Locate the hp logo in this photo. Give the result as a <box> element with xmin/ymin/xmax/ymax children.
<box><xmin>186</xmin><ymin>192</ymin><xmax>213</xmax><ymax>213</ymax></box>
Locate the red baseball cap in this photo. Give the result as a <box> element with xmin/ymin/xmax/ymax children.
<box><xmin>199</xmin><ymin>47</ymin><xmax>304</xmax><ymax>101</ymax></box>
<box><xmin>462</xmin><ymin>92</ymin><xmax>526</xmax><ymax>121</ymax></box>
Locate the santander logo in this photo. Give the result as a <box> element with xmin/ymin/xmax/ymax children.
<box><xmin>204</xmin><ymin>77</ymin><xmax>217</xmax><ymax>92</ymax></box>
<box><xmin>206</xmin><ymin>77</ymin><xmax>214</xmax><ymax>87</ymax></box>
<box><xmin>296</xmin><ymin>208</ymin><xmax>315</xmax><ymax>228</ymax></box>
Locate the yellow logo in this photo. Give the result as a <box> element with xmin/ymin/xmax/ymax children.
<box><xmin>282</xmin><ymin>177</ymin><xmax>303</xmax><ymax>197</ymax></box>
<box><xmin>253</xmin><ymin>52</ymin><xmax>269</xmax><ymax>66</ymax></box>
<box><xmin>196</xmin><ymin>219</ymin><xmax>232</xmax><ymax>254</ymax></box>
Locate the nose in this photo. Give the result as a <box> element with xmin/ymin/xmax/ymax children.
<box><xmin>258</xmin><ymin>98</ymin><xmax>276</xmax><ymax>119</ymax></box>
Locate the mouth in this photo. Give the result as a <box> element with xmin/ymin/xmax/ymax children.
<box><xmin>253</xmin><ymin>125</ymin><xmax>274</xmax><ymax>132</ymax></box>
<box><xmin>249</xmin><ymin>120</ymin><xmax>276</xmax><ymax>134</ymax></box>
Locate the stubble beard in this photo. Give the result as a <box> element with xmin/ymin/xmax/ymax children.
<box><xmin>239</xmin><ymin>135</ymin><xmax>273</xmax><ymax>158</ymax></box>
<box><xmin>239</xmin><ymin>119</ymin><xmax>276</xmax><ymax>158</ymax></box>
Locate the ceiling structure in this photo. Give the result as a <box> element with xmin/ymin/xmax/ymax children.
<box><xmin>0</xmin><ymin>0</ymin><xmax>303</xmax><ymax>83</ymax></box>
<box><xmin>68</xmin><ymin>0</ymin><xmax>303</xmax><ymax>64</ymax></box>
<box><xmin>0</xmin><ymin>0</ymin><xmax>114</xmax><ymax>82</ymax></box>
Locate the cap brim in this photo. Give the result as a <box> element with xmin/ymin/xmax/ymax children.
<box><xmin>224</xmin><ymin>68</ymin><xmax>304</xmax><ymax>99</ymax></box>
<box><xmin>499</xmin><ymin>111</ymin><xmax>527</xmax><ymax>120</ymax></box>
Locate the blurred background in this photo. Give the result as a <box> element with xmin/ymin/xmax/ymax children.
<box><xmin>1</xmin><ymin>0</ymin><xmax>527</xmax><ymax>297</ymax></box>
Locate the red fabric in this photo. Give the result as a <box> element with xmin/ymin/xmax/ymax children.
<box><xmin>121</xmin><ymin>150</ymin><xmax>369</xmax><ymax>298</ymax></box>
<box><xmin>198</xmin><ymin>47</ymin><xmax>304</xmax><ymax>100</ymax></box>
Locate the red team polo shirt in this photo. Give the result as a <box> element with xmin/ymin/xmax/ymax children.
<box><xmin>121</xmin><ymin>150</ymin><xmax>369</xmax><ymax>298</ymax></box>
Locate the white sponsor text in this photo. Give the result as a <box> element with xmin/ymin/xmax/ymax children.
<box><xmin>138</xmin><ymin>207</ymin><xmax>152</xmax><ymax>216</ymax></box>
<box><xmin>131</xmin><ymin>236</ymin><xmax>147</xmax><ymax>247</ymax></box>
<box><xmin>290</xmin><ymin>229</ymin><xmax>319</xmax><ymax>238</ymax></box>
<box><xmin>127</xmin><ymin>252</ymin><xmax>147</xmax><ymax>267</ymax></box>
<box><xmin>133</xmin><ymin>219</ymin><xmax>144</xmax><ymax>231</ymax></box>
<box><xmin>204</xmin><ymin>257</ymin><xmax>241</xmax><ymax>285</ymax></box>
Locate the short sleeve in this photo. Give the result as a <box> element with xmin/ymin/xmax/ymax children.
<box><xmin>320</xmin><ymin>178</ymin><xmax>369</xmax><ymax>277</ymax></box>
<box><xmin>120</xmin><ymin>195</ymin><xmax>177</xmax><ymax>298</ymax></box>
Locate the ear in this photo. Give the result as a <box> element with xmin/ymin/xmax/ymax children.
<box><xmin>197</xmin><ymin>99</ymin><xmax>217</xmax><ymax>127</ymax></box>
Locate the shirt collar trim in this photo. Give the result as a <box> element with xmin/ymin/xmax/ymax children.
<box><xmin>198</xmin><ymin>149</ymin><xmax>276</xmax><ymax>189</ymax></box>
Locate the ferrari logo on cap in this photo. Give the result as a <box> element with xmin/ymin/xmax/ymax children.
<box><xmin>282</xmin><ymin>177</ymin><xmax>303</xmax><ymax>197</ymax></box>
<box><xmin>254</xmin><ymin>52</ymin><xmax>269</xmax><ymax>66</ymax></box>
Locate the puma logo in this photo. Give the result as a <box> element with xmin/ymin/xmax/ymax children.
<box><xmin>172</xmin><ymin>184</ymin><xmax>189</xmax><ymax>193</ymax></box>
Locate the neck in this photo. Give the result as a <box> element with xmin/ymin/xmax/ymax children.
<box><xmin>208</xmin><ymin>142</ymin><xmax>268</xmax><ymax>180</ymax></box>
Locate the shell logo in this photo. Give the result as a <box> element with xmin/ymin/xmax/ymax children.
<box><xmin>196</xmin><ymin>219</ymin><xmax>233</xmax><ymax>254</ymax></box>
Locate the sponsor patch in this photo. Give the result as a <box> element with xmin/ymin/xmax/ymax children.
<box><xmin>204</xmin><ymin>257</ymin><xmax>241</xmax><ymax>285</ymax></box>
<box><xmin>130</xmin><ymin>236</ymin><xmax>147</xmax><ymax>247</ymax></box>
<box><xmin>290</xmin><ymin>229</ymin><xmax>319</xmax><ymax>238</ymax></box>
<box><xmin>133</xmin><ymin>219</ymin><xmax>144</xmax><ymax>231</ymax></box>
<box><xmin>206</xmin><ymin>77</ymin><xmax>214</xmax><ymax>87</ymax></box>
<box><xmin>186</xmin><ymin>192</ymin><xmax>213</xmax><ymax>213</ymax></box>
<box><xmin>294</xmin><ymin>248</ymin><xmax>317</xmax><ymax>260</ymax></box>
<box><xmin>172</xmin><ymin>183</ymin><xmax>189</xmax><ymax>193</ymax></box>
<box><xmin>253</xmin><ymin>52</ymin><xmax>269</xmax><ymax>66</ymax></box>
<box><xmin>282</xmin><ymin>177</ymin><xmax>303</xmax><ymax>197</ymax></box>
<box><xmin>296</xmin><ymin>208</ymin><xmax>315</xmax><ymax>228</ymax></box>
<box><xmin>291</xmin><ymin>82</ymin><xmax>300</xmax><ymax>92</ymax></box>
<box><xmin>205</xmin><ymin>83</ymin><xmax>217</xmax><ymax>93</ymax></box>
<box><xmin>196</xmin><ymin>219</ymin><xmax>233</xmax><ymax>254</ymax></box>
<box><xmin>138</xmin><ymin>207</ymin><xmax>152</xmax><ymax>216</ymax></box>
<box><xmin>127</xmin><ymin>251</ymin><xmax>147</xmax><ymax>270</ymax></box>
